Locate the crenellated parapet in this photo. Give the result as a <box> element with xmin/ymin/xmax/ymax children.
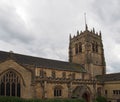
<box><xmin>69</xmin><ymin>27</ymin><xmax>102</xmax><ymax>43</ymax></box>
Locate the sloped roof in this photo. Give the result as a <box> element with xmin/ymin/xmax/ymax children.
<box><xmin>0</xmin><ymin>51</ymin><xmax>86</xmax><ymax>72</ymax></box>
<box><xmin>96</xmin><ymin>73</ymin><xmax>120</xmax><ymax>82</ymax></box>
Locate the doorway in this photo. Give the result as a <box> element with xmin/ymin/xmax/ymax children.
<box><xmin>82</xmin><ymin>92</ymin><xmax>90</xmax><ymax>102</ymax></box>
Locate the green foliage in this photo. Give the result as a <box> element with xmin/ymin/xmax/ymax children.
<box><xmin>0</xmin><ymin>96</ymin><xmax>24</xmax><ymax>102</ymax></box>
<box><xmin>95</xmin><ymin>96</ymin><xmax>107</xmax><ymax>102</ymax></box>
<box><xmin>0</xmin><ymin>96</ymin><xmax>86</xmax><ymax>102</ymax></box>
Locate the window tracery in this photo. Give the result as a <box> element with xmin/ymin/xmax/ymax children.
<box><xmin>0</xmin><ymin>70</ymin><xmax>21</xmax><ymax>97</ymax></box>
<box><xmin>54</xmin><ymin>86</ymin><xmax>62</xmax><ymax>97</ymax></box>
<box><xmin>75</xmin><ymin>42</ymin><xmax>82</xmax><ymax>54</ymax></box>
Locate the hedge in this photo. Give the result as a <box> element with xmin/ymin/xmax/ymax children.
<box><xmin>0</xmin><ymin>96</ymin><xmax>85</xmax><ymax>102</ymax></box>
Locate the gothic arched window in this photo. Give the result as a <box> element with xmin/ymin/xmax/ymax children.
<box><xmin>79</xmin><ymin>42</ymin><xmax>82</xmax><ymax>52</ymax></box>
<box><xmin>95</xmin><ymin>43</ymin><xmax>98</xmax><ymax>52</ymax></box>
<box><xmin>54</xmin><ymin>86</ymin><xmax>63</xmax><ymax>97</ymax></box>
<box><xmin>92</xmin><ymin>43</ymin><xmax>95</xmax><ymax>52</ymax></box>
<box><xmin>0</xmin><ymin>70</ymin><xmax>21</xmax><ymax>97</ymax></box>
<box><xmin>92</xmin><ymin>42</ymin><xmax>98</xmax><ymax>53</ymax></box>
<box><xmin>75</xmin><ymin>43</ymin><xmax>78</xmax><ymax>54</ymax></box>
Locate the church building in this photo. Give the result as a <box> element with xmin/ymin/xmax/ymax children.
<box><xmin>0</xmin><ymin>24</ymin><xmax>120</xmax><ymax>102</ymax></box>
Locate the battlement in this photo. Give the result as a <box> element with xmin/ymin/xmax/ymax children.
<box><xmin>70</xmin><ymin>26</ymin><xmax>102</xmax><ymax>42</ymax></box>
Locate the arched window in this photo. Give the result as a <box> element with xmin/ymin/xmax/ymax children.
<box><xmin>54</xmin><ymin>86</ymin><xmax>62</xmax><ymax>97</ymax></box>
<box><xmin>95</xmin><ymin>43</ymin><xmax>98</xmax><ymax>52</ymax></box>
<box><xmin>75</xmin><ymin>43</ymin><xmax>78</xmax><ymax>54</ymax></box>
<box><xmin>0</xmin><ymin>70</ymin><xmax>21</xmax><ymax>97</ymax></box>
<box><xmin>92</xmin><ymin>42</ymin><xmax>98</xmax><ymax>53</ymax></box>
<box><xmin>79</xmin><ymin>42</ymin><xmax>82</xmax><ymax>52</ymax></box>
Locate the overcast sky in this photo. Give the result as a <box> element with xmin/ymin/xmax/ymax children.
<box><xmin>0</xmin><ymin>0</ymin><xmax>120</xmax><ymax>73</ymax></box>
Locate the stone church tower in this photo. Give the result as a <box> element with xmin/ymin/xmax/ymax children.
<box><xmin>69</xmin><ymin>25</ymin><xmax>106</xmax><ymax>78</ymax></box>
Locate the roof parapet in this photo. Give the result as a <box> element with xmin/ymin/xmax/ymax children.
<box><xmin>70</xmin><ymin>26</ymin><xmax>102</xmax><ymax>40</ymax></box>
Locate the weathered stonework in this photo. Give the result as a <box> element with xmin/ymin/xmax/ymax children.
<box><xmin>0</xmin><ymin>25</ymin><xmax>119</xmax><ymax>102</ymax></box>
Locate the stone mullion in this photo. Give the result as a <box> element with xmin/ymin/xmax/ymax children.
<box><xmin>57</xmin><ymin>89</ymin><xmax>58</xmax><ymax>96</ymax></box>
<box><xmin>5</xmin><ymin>75</ymin><xmax>6</xmax><ymax>96</ymax></box>
<box><xmin>60</xmin><ymin>89</ymin><xmax>62</xmax><ymax>96</ymax></box>
<box><xmin>9</xmin><ymin>74</ymin><xmax>11</xmax><ymax>96</ymax></box>
<box><xmin>58</xmin><ymin>89</ymin><xmax>59</xmax><ymax>96</ymax></box>
<box><xmin>15</xmin><ymin>77</ymin><xmax>17</xmax><ymax>97</ymax></box>
<box><xmin>16</xmin><ymin>77</ymin><xmax>19</xmax><ymax>97</ymax></box>
<box><xmin>58</xmin><ymin>89</ymin><xmax>60</xmax><ymax>96</ymax></box>
<box><xmin>10</xmin><ymin>80</ymin><xmax>12</xmax><ymax>96</ymax></box>
<box><xmin>15</xmin><ymin>82</ymin><xmax>17</xmax><ymax>97</ymax></box>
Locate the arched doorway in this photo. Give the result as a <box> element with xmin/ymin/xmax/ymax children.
<box><xmin>82</xmin><ymin>92</ymin><xmax>90</xmax><ymax>102</ymax></box>
<box><xmin>72</xmin><ymin>85</ymin><xmax>91</xmax><ymax>102</ymax></box>
<box><xmin>0</xmin><ymin>70</ymin><xmax>21</xmax><ymax>97</ymax></box>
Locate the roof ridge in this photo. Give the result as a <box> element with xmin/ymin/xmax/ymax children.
<box><xmin>0</xmin><ymin>50</ymin><xmax>85</xmax><ymax>72</ymax></box>
<box><xmin>0</xmin><ymin>50</ymin><xmax>67</xmax><ymax>62</ymax></box>
<box><xmin>0</xmin><ymin>50</ymin><xmax>83</xmax><ymax>66</ymax></box>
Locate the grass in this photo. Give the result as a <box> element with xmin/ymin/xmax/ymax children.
<box><xmin>0</xmin><ymin>96</ymin><xmax>107</xmax><ymax>102</ymax></box>
<box><xmin>0</xmin><ymin>96</ymin><xmax>85</xmax><ymax>102</ymax></box>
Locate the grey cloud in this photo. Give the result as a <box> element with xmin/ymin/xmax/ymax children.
<box><xmin>27</xmin><ymin>44</ymin><xmax>68</xmax><ymax>61</ymax></box>
<box><xmin>0</xmin><ymin>0</ymin><xmax>120</xmax><ymax>73</ymax></box>
<box><xmin>0</xmin><ymin>4</ymin><xmax>33</xmax><ymax>44</ymax></box>
<box><xmin>107</xmin><ymin>62</ymin><xmax>120</xmax><ymax>73</ymax></box>
<box><xmin>91</xmin><ymin>0</ymin><xmax>120</xmax><ymax>73</ymax></box>
<box><xmin>92</xmin><ymin>0</ymin><xmax>120</xmax><ymax>25</ymax></box>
